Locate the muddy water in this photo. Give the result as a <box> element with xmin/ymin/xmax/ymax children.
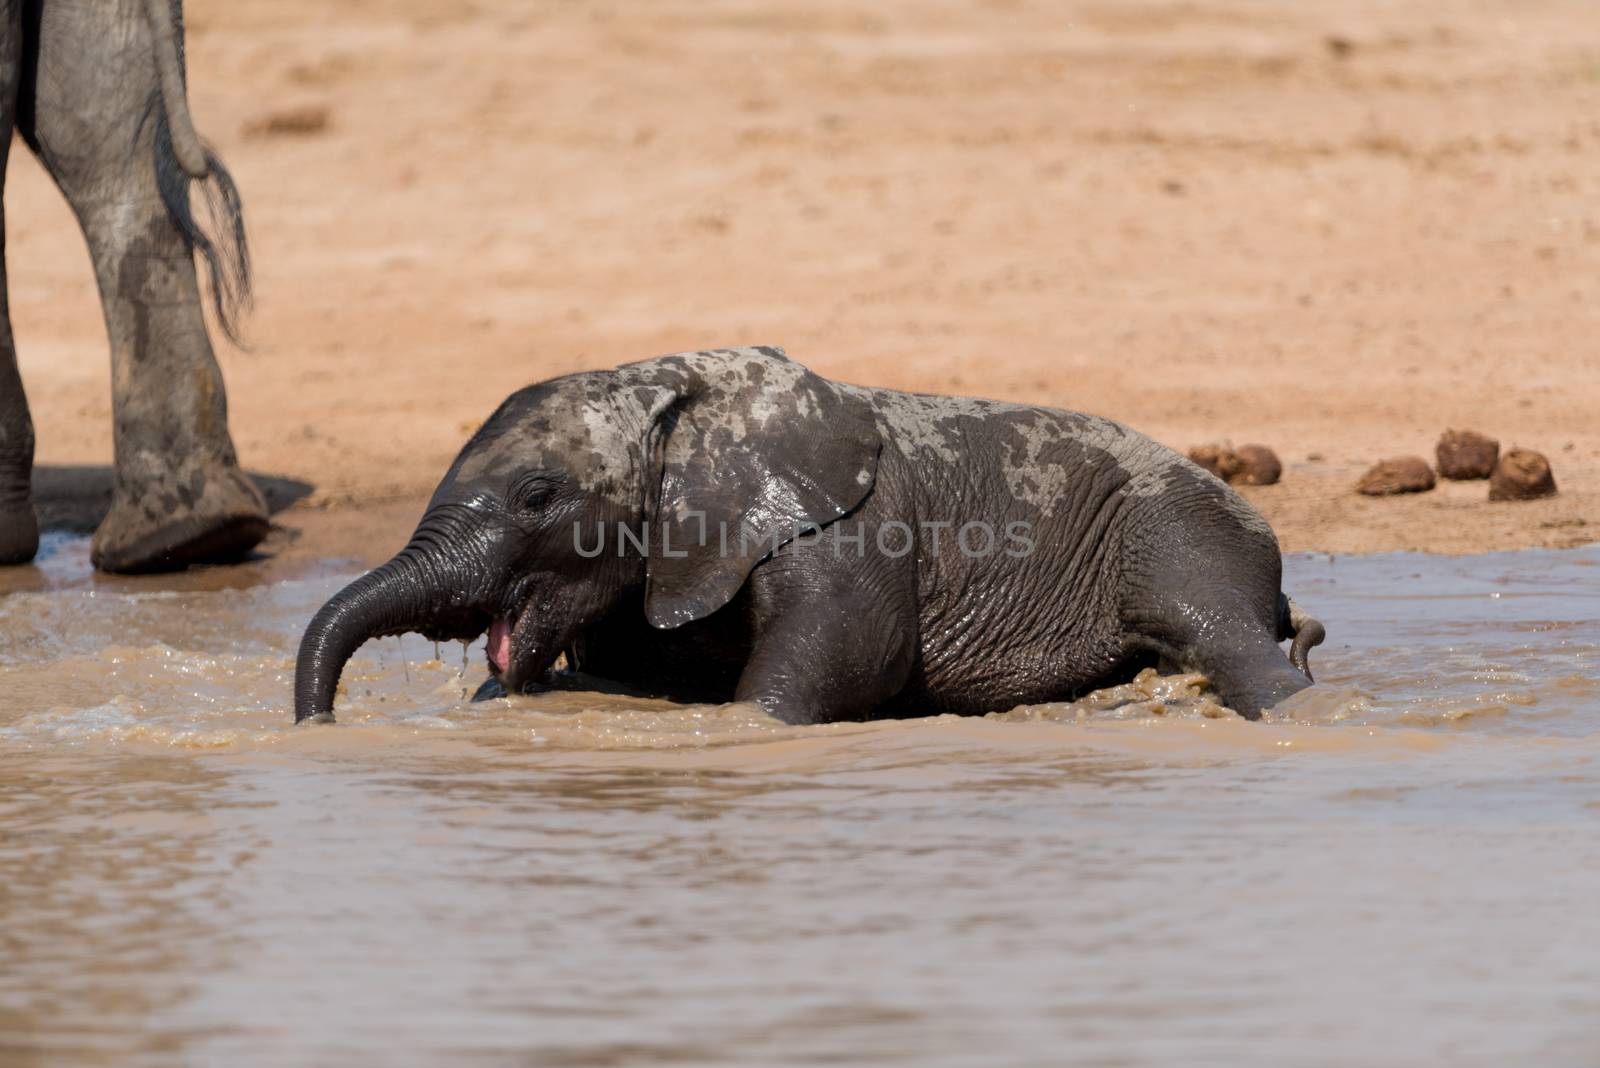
<box><xmin>2</xmin><ymin>537</ymin><xmax>1598</xmax><ymax>1066</ymax></box>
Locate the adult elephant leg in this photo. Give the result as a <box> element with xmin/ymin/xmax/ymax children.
<box><xmin>0</xmin><ymin>0</ymin><xmax>37</xmax><ymax>565</ymax></box>
<box><xmin>24</xmin><ymin>0</ymin><xmax>265</xmax><ymax>572</ymax></box>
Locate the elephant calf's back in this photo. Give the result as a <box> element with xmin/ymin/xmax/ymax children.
<box><xmin>856</xmin><ymin>394</ymin><xmax>1188</xmax><ymax>710</ymax></box>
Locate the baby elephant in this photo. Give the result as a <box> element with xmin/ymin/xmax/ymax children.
<box><xmin>295</xmin><ymin>347</ymin><xmax>1323</xmax><ymax>725</ymax></box>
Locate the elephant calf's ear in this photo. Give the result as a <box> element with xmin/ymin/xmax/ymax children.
<box><xmin>640</xmin><ymin>348</ymin><xmax>881</xmax><ymax>628</ymax></box>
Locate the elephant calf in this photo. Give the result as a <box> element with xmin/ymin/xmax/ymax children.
<box><xmin>295</xmin><ymin>347</ymin><xmax>1324</xmax><ymax>725</ymax></box>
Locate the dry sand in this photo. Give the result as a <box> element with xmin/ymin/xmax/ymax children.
<box><xmin>7</xmin><ymin>0</ymin><xmax>1598</xmax><ymax>576</ymax></box>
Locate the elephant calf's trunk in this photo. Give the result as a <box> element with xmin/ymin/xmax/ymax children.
<box><xmin>294</xmin><ymin>558</ymin><xmax>423</xmax><ymax>723</ymax></box>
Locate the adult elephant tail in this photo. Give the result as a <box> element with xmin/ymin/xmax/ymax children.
<box><xmin>144</xmin><ymin>0</ymin><xmax>252</xmax><ymax>344</ymax></box>
<box><xmin>144</xmin><ymin>0</ymin><xmax>207</xmax><ymax>179</ymax></box>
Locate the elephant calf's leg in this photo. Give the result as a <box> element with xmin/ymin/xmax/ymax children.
<box><xmin>736</xmin><ymin>564</ymin><xmax>917</xmax><ymax>725</ymax></box>
<box><xmin>1154</xmin><ymin>604</ymin><xmax>1312</xmax><ymax>719</ymax></box>
<box><xmin>1141</xmin><ymin>581</ymin><xmax>1312</xmax><ymax>719</ymax></box>
<box><xmin>24</xmin><ymin>0</ymin><xmax>267</xmax><ymax>572</ymax></box>
<box><xmin>1192</xmin><ymin>629</ymin><xmax>1313</xmax><ymax>720</ymax></box>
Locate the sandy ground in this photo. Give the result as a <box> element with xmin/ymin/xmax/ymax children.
<box><xmin>6</xmin><ymin>0</ymin><xmax>1599</xmax><ymax>577</ymax></box>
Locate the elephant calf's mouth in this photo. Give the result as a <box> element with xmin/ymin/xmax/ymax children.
<box><xmin>487</xmin><ymin>613</ymin><xmax>518</xmax><ymax>675</ymax></box>
<box><xmin>486</xmin><ymin>607</ymin><xmax>537</xmax><ymax>674</ymax></box>
<box><xmin>485</xmin><ymin>602</ymin><xmax>554</xmax><ymax>692</ymax></box>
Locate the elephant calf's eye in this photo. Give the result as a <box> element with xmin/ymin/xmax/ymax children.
<box><xmin>512</xmin><ymin>476</ymin><xmax>556</xmax><ymax>512</ymax></box>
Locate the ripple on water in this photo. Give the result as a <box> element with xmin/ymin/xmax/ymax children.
<box><xmin>1</xmin><ymin>546</ymin><xmax>1598</xmax><ymax>755</ymax></box>
<box><xmin>2</xmin><ymin>542</ymin><xmax>1600</xmax><ymax>1065</ymax></box>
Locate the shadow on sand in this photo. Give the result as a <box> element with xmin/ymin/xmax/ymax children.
<box><xmin>0</xmin><ymin>467</ymin><xmax>322</xmax><ymax>593</ymax></box>
<box><xmin>31</xmin><ymin>465</ymin><xmax>314</xmax><ymax>534</ymax></box>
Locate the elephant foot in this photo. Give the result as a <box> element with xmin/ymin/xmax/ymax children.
<box><xmin>0</xmin><ymin>501</ymin><xmax>40</xmax><ymax>565</ymax></box>
<box><xmin>91</xmin><ymin>466</ymin><xmax>269</xmax><ymax>574</ymax></box>
<box><xmin>471</xmin><ymin>675</ymin><xmax>508</xmax><ymax>702</ymax></box>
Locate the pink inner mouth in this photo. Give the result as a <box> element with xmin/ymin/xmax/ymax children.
<box><xmin>487</xmin><ymin>614</ymin><xmax>515</xmax><ymax>674</ymax></box>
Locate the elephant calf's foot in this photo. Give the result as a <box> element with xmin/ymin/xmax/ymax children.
<box><xmin>91</xmin><ymin>466</ymin><xmax>269</xmax><ymax>573</ymax></box>
<box><xmin>0</xmin><ymin>501</ymin><xmax>40</xmax><ymax>565</ymax></box>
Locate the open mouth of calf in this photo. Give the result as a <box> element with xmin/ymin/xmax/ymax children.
<box><xmin>487</xmin><ymin>612</ymin><xmax>517</xmax><ymax>676</ymax></box>
<box><xmin>484</xmin><ymin>596</ymin><xmax>556</xmax><ymax>693</ymax></box>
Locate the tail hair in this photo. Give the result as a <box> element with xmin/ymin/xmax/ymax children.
<box><xmin>152</xmin><ymin>108</ymin><xmax>253</xmax><ymax>347</ymax></box>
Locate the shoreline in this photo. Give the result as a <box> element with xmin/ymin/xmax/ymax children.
<box><xmin>2</xmin><ymin>477</ymin><xmax>1591</xmax><ymax>602</ymax></box>
<box><xmin>4</xmin><ymin>0</ymin><xmax>1594</xmax><ymax>586</ymax></box>
<box><xmin>281</xmin><ymin>464</ymin><xmax>1593</xmax><ymax>565</ymax></box>
<box><xmin>260</xmin><ymin>449</ymin><xmax>1596</xmax><ymax>565</ymax></box>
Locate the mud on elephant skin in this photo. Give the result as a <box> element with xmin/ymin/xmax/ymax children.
<box><xmin>0</xmin><ymin>0</ymin><xmax>266</xmax><ymax>573</ymax></box>
<box><xmin>295</xmin><ymin>347</ymin><xmax>1325</xmax><ymax>726</ymax></box>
